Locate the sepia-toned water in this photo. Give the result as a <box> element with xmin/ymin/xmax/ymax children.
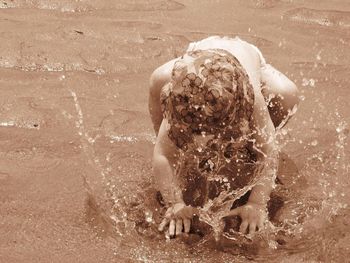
<box><xmin>0</xmin><ymin>0</ymin><xmax>349</xmax><ymax>262</ymax></box>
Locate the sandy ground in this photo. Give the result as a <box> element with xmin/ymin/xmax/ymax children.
<box><xmin>0</xmin><ymin>0</ymin><xmax>350</xmax><ymax>262</ymax></box>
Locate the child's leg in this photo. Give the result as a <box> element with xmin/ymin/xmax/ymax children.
<box><xmin>260</xmin><ymin>64</ymin><xmax>300</xmax><ymax>128</ymax></box>
<box><xmin>148</xmin><ymin>58</ymin><xmax>178</xmax><ymax>135</ymax></box>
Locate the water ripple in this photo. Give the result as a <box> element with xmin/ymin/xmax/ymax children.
<box><xmin>0</xmin><ymin>0</ymin><xmax>185</xmax><ymax>12</ymax></box>
<box><xmin>284</xmin><ymin>8</ymin><xmax>350</xmax><ymax>29</ymax></box>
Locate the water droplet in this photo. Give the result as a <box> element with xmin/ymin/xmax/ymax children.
<box><xmin>95</xmin><ymin>68</ymin><xmax>105</xmax><ymax>75</ymax></box>
<box><xmin>268</xmin><ymin>240</ymin><xmax>278</xmax><ymax>249</ymax></box>
<box><xmin>145</xmin><ymin>210</ymin><xmax>153</xmax><ymax>223</ymax></box>
<box><xmin>302</xmin><ymin>78</ymin><xmax>308</xmax><ymax>86</ymax></box>
<box><xmin>281</xmin><ymin>129</ymin><xmax>288</xmax><ymax>136</ymax></box>
<box><xmin>311</xmin><ymin>140</ymin><xmax>318</xmax><ymax>146</ymax></box>
<box><xmin>316</xmin><ymin>51</ymin><xmax>322</xmax><ymax>60</ymax></box>
<box><xmin>302</xmin><ymin>78</ymin><xmax>315</xmax><ymax>87</ymax></box>
<box><xmin>309</xmin><ymin>79</ymin><xmax>315</xmax><ymax>87</ymax></box>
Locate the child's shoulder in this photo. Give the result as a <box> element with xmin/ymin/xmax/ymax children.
<box><xmin>186</xmin><ymin>35</ymin><xmax>252</xmax><ymax>53</ymax></box>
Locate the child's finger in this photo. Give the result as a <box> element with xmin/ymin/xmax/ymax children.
<box><xmin>158</xmin><ymin>218</ymin><xmax>169</xmax><ymax>232</ymax></box>
<box><xmin>190</xmin><ymin>207</ymin><xmax>199</xmax><ymax>217</ymax></box>
<box><xmin>249</xmin><ymin>223</ymin><xmax>257</xmax><ymax>234</ymax></box>
<box><xmin>222</xmin><ymin>207</ymin><xmax>241</xmax><ymax>218</ymax></box>
<box><xmin>175</xmin><ymin>219</ymin><xmax>183</xmax><ymax>236</ymax></box>
<box><xmin>239</xmin><ymin>220</ymin><xmax>248</xmax><ymax>234</ymax></box>
<box><xmin>173</xmin><ymin>206</ymin><xmax>197</xmax><ymax>219</ymax></box>
<box><xmin>180</xmin><ymin>206</ymin><xmax>196</xmax><ymax>218</ymax></box>
<box><xmin>164</xmin><ymin>208</ymin><xmax>173</xmax><ymax>219</ymax></box>
<box><xmin>184</xmin><ymin>218</ymin><xmax>191</xmax><ymax>233</ymax></box>
<box><xmin>169</xmin><ymin>219</ymin><xmax>176</xmax><ymax>236</ymax></box>
<box><xmin>258</xmin><ymin>218</ymin><xmax>264</xmax><ymax>231</ymax></box>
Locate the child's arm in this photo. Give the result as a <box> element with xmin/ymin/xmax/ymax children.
<box><xmin>248</xmin><ymin>85</ymin><xmax>278</xmax><ymax>206</ymax></box>
<box><xmin>153</xmin><ymin>118</ymin><xmax>197</xmax><ymax>236</ymax></box>
<box><xmin>153</xmin><ymin>119</ymin><xmax>183</xmax><ymax>204</ymax></box>
<box><xmin>260</xmin><ymin>64</ymin><xmax>300</xmax><ymax>128</ymax></box>
<box><xmin>224</xmin><ymin>86</ymin><xmax>278</xmax><ymax>234</ymax></box>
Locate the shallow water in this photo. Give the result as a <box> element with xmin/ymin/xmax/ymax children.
<box><xmin>0</xmin><ymin>0</ymin><xmax>349</xmax><ymax>262</ymax></box>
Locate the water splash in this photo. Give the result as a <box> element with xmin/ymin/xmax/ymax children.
<box><xmin>69</xmin><ymin>90</ymin><xmax>121</xmax><ymax>234</ymax></box>
<box><xmin>109</xmin><ymin>133</ymin><xmax>156</xmax><ymax>144</ymax></box>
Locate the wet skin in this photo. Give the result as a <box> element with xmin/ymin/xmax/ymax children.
<box><xmin>149</xmin><ymin>37</ymin><xmax>299</xmax><ymax>237</ymax></box>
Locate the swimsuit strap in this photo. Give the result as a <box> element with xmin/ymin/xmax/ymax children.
<box><xmin>160</xmin><ymin>49</ymin><xmax>255</xmax><ymax>151</ymax></box>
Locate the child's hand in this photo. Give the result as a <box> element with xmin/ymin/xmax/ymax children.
<box><xmin>224</xmin><ymin>202</ymin><xmax>268</xmax><ymax>235</ymax></box>
<box><xmin>158</xmin><ymin>202</ymin><xmax>198</xmax><ymax>237</ymax></box>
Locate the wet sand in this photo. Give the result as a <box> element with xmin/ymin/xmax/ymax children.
<box><xmin>0</xmin><ymin>0</ymin><xmax>350</xmax><ymax>262</ymax></box>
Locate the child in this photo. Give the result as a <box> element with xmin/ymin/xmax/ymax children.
<box><xmin>148</xmin><ymin>36</ymin><xmax>299</xmax><ymax>237</ymax></box>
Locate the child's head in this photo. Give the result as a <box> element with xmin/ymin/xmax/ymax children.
<box><xmin>161</xmin><ymin>49</ymin><xmax>254</xmax><ymax>150</ymax></box>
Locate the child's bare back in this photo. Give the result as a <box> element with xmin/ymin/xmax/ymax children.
<box><xmin>148</xmin><ymin>36</ymin><xmax>299</xmax><ymax>238</ymax></box>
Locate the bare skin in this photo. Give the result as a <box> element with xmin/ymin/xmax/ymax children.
<box><xmin>149</xmin><ymin>37</ymin><xmax>299</xmax><ymax>238</ymax></box>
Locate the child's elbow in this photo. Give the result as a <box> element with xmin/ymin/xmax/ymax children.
<box><xmin>289</xmin><ymin>81</ymin><xmax>300</xmax><ymax>104</ymax></box>
<box><xmin>282</xmin><ymin>80</ymin><xmax>300</xmax><ymax>111</ymax></box>
<box><xmin>152</xmin><ymin>152</ymin><xmax>169</xmax><ymax>169</ymax></box>
<box><xmin>284</xmin><ymin>81</ymin><xmax>300</xmax><ymax>105</ymax></box>
<box><xmin>152</xmin><ymin>152</ymin><xmax>163</xmax><ymax>166</ymax></box>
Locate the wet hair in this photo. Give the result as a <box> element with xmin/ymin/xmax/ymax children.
<box><xmin>161</xmin><ymin>49</ymin><xmax>254</xmax><ymax>150</ymax></box>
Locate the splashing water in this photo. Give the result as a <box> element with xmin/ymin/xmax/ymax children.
<box><xmin>69</xmin><ymin>89</ymin><xmax>158</xmax><ymax>243</ymax></box>
<box><xmin>65</xmin><ymin>65</ymin><xmax>350</xmax><ymax>262</ymax></box>
<box><xmin>191</xmin><ymin>105</ymin><xmax>303</xmax><ymax>243</ymax></box>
